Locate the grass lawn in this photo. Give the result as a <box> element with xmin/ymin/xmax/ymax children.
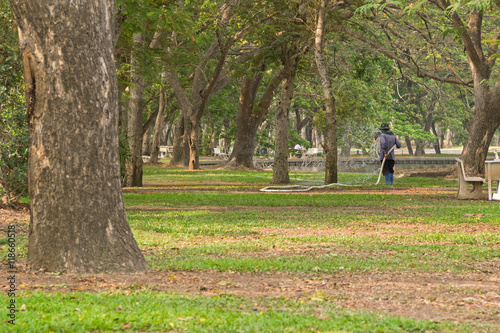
<box><xmin>2</xmin><ymin>165</ymin><xmax>499</xmax><ymax>332</ymax></box>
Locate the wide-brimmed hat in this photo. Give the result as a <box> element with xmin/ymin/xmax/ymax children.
<box><xmin>379</xmin><ymin>123</ymin><xmax>390</xmax><ymax>130</ymax></box>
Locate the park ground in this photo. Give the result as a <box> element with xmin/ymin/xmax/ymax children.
<box><xmin>1</xmin><ymin>164</ymin><xmax>499</xmax><ymax>332</ymax></box>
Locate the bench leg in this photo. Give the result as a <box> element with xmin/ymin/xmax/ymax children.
<box><xmin>457</xmin><ymin>168</ymin><xmax>485</xmax><ymax>200</ymax></box>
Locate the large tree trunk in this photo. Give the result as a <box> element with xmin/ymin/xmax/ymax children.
<box><xmin>10</xmin><ymin>0</ymin><xmax>148</xmax><ymax>273</ymax></box>
<box><xmin>169</xmin><ymin>113</ymin><xmax>189</xmax><ymax>166</ymax></box>
<box><xmin>229</xmin><ymin>77</ymin><xmax>265</xmax><ymax>168</ymax></box>
<box><xmin>231</xmin><ymin>120</ymin><xmax>260</xmax><ymax>168</ymax></box>
<box><xmin>124</xmin><ymin>33</ymin><xmax>145</xmax><ymax>186</ymax></box>
<box><xmin>273</xmin><ymin>104</ymin><xmax>291</xmax><ymax>184</ymax></box>
<box><xmin>462</xmin><ymin>94</ymin><xmax>500</xmax><ymax>175</ymax></box>
<box><xmin>272</xmin><ymin>51</ymin><xmax>298</xmax><ymax>184</ymax></box>
<box><xmin>414</xmin><ymin>139</ymin><xmax>425</xmax><ymax>156</ymax></box>
<box><xmin>227</xmin><ymin>67</ymin><xmax>285</xmax><ymax>168</ymax></box>
<box><xmin>315</xmin><ymin>0</ymin><xmax>338</xmax><ymax>184</ymax></box>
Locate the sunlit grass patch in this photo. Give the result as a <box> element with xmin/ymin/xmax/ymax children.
<box><xmin>4</xmin><ymin>291</ymin><xmax>464</xmax><ymax>332</ymax></box>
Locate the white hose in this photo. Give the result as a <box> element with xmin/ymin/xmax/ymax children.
<box><xmin>260</xmin><ymin>144</ymin><xmax>396</xmax><ymax>192</ymax></box>
<box><xmin>375</xmin><ymin>144</ymin><xmax>397</xmax><ymax>185</ymax></box>
<box><xmin>259</xmin><ymin>182</ymin><xmax>361</xmax><ymax>192</ymax></box>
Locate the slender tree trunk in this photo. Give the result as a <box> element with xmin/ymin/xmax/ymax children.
<box><xmin>295</xmin><ymin>106</ymin><xmax>311</xmax><ymax>133</ymax></box>
<box><xmin>10</xmin><ymin>0</ymin><xmax>148</xmax><ymax>273</ymax></box>
<box><xmin>315</xmin><ymin>0</ymin><xmax>338</xmax><ymax>184</ymax></box>
<box><xmin>150</xmin><ymin>80</ymin><xmax>167</xmax><ymax>164</ymax></box>
<box><xmin>142</xmin><ymin>126</ymin><xmax>152</xmax><ymax>156</ymax></box>
<box><xmin>187</xmin><ymin>120</ymin><xmax>201</xmax><ymax>169</ymax></box>
<box><xmin>431</xmin><ymin>121</ymin><xmax>441</xmax><ymax>154</ymax></box>
<box><xmin>405</xmin><ymin>136</ymin><xmax>414</xmax><ymax>155</ymax></box>
<box><xmin>125</xmin><ymin>33</ymin><xmax>145</xmax><ymax>186</ymax></box>
<box><xmin>272</xmin><ymin>52</ymin><xmax>297</xmax><ymax>184</ymax></box>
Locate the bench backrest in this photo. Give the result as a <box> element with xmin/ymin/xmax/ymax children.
<box><xmin>486</xmin><ymin>161</ymin><xmax>500</xmax><ymax>180</ymax></box>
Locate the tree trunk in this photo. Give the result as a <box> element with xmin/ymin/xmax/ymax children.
<box><xmin>229</xmin><ymin>78</ymin><xmax>264</xmax><ymax>168</ymax></box>
<box><xmin>462</xmin><ymin>101</ymin><xmax>500</xmax><ymax>175</ymax></box>
<box><xmin>414</xmin><ymin>139</ymin><xmax>425</xmax><ymax>155</ymax></box>
<box><xmin>142</xmin><ymin>126</ymin><xmax>152</xmax><ymax>156</ymax></box>
<box><xmin>150</xmin><ymin>80</ymin><xmax>167</xmax><ymax>164</ymax></box>
<box><xmin>187</xmin><ymin>119</ymin><xmax>201</xmax><ymax>170</ymax></box>
<box><xmin>272</xmin><ymin>45</ymin><xmax>298</xmax><ymax>184</ymax></box>
<box><xmin>169</xmin><ymin>113</ymin><xmax>189</xmax><ymax>166</ymax></box>
<box><xmin>273</xmin><ymin>106</ymin><xmax>291</xmax><ymax>184</ymax></box>
<box><xmin>431</xmin><ymin>121</ymin><xmax>441</xmax><ymax>154</ymax></box>
<box><xmin>315</xmin><ymin>0</ymin><xmax>338</xmax><ymax>184</ymax></box>
<box><xmin>125</xmin><ymin>33</ymin><xmax>145</xmax><ymax>186</ymax></box>
<box><xmin>227</xmin><ymin>67</ymin><xmax>285</xmax><ymax>168</ymax></box>
<box><xmin>10</xmin><ymin>0</ymin><xmax>148</xmax><ymax>273</ymax></box>
<box><xmin>231</xmin><ymin>119</ymin><xmax>260</xmax><ymax>168</ymax></box>
<box><xmin>405</xmin><ymin>136</ymin><xmax>414</xmax><ymax>156</ymax></box>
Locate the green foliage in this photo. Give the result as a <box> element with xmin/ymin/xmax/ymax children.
<box><xmin>0</xmin><ymin>3</ymin><xmax>28</xmax><ymax>204</ymax></box>
<box><xmin>0</xmin><ymin>92</ymin><xmax>28</xmax><ymax>203</ymax></box>
<box><xmin>288</xmin><ymin>128</ymin><xmax>310</xmax><ymax>150</ymax></box>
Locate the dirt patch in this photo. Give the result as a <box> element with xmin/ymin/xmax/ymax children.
<box><xmin>399</xmin><ymin>167</ymin><xmax>457</xmax><ymax>179</ymax></box>
<box><xmin>255</xmin><ymin>223</ymin><xmax>500</xmax><ymax>239</ymax></box>
<box><xmin>0</xmin><ymin>202</ymin><xmax>29</xmax><ymax>226</ymax></box>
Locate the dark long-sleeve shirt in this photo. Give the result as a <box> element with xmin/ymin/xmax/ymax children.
<box><xmin>379</xmin><ymin>133</ymin><xmax>401</xmax><ymax>160</ymax></box>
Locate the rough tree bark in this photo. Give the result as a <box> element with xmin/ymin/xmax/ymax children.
<box><xmin>315</xmin><ymin>0</ymin><xmax>338</xmax><ymax>184</ymax></box>
<box><xmin>445</xmin><ymin>8</ymin><xmax>500</xmax><ymax>177</ymax></box>
<box><xmin>226</xmin><ymin>66</ymin><xmax>285</xmax><ymax>168</ymax></box>
<box><xmin>273</xmin><ymin>45</ymin><xmax>299</xmax><ymax>184</ymax></box>
<box><xmin>9</xmin><ymin>0</ymin><xmax>149</xmax><ymax>273</ymax></box>
<box><xmin>404</xmin><ymin>137</ymin><xmax>413</xmax><ymax>156</ymax></box>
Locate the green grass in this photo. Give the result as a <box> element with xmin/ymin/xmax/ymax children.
<box><xmin>1</xmin><ymin>291</ymin><xmax>465</xmax><ymax>332</ymax></box>
<box><xmin>142</xmin><ymin>166</ymin><xmax>458</xmax><ymax>187</ymax></box>
<box><xmin>123</xmin><ymin>167</ymin><xmax>499</xmax><ymax>276</ymax></box>
<box><xmin>5</xmin><ymin>165</ymin><xmax>500</xmax><ymax>331</ymax></box>
<box><xmin>124</xmin><ymin>191</ymin><xmax>443</xmax><ymax>208</ymax></box>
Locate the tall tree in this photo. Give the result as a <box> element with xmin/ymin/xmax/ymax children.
<box><xmin>9</xmin><ymin>0</ymin><xmax>149</xmax><ymax>273</ymax></box>
<box><xmin>226</xmin><ymin>65</ymin><xmax>285</xmax><ymax>168</ymax></box>
<box><xmin>125</xmin><ymin>32</ymin><xmax>146</xmax><ymax>187</ymax></box>
<box><xmin>167</xmin><ymin>1</ymin><xmax>265</xmax><ymax>170</ymax></box>
<box><xmin>273</xmin><ymin>43</ymin><xmax>300</xmax><ymax>184</ymax></box>
<box><xmin>314</xmin><ymin>0</ymin><xmax>338</xmax><ymax>184</ymax></box>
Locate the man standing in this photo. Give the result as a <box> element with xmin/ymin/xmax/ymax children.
<box><xmin>379</xmin><ymin>123</ymin><xmax>401</xmax><ymax>185</ymax></box>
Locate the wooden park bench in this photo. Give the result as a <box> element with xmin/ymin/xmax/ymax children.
<box><xmin>455</xmin><ymin>158</ymin><xmax>485</xmax><ymax>200</ymax></box>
